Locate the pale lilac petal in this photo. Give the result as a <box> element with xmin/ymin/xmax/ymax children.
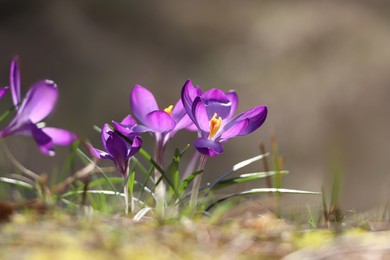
<box><xmin>181</xmin><ymin>79</ymin><xmax>202</xmax><ymax>122</ymax></box>
<box><xmin>226</xmin><ymin>91</ymin><xmax>238</xmax><ymax>120</ymax></box>
<box><xmin>202</xmin><ymin>88</ymin><xmax>231</xmax><ymax>119</ymax></box>
<box><xmin>120</xmin><ymin>114</ymin><xmax>137</xmax><ymax>126</ymax></box>
<box><xmin>186</xmin><ymin>123</ymin><xmax>198</xmax><ymax>132</ymax></box>
<box><xmin>224</xmin><ymin>106</ymin><xmax>268</xmax><ymax>136</ymax></box>
<box><xmin>17</xmin><ymin>80</ymin><xmax>58</xmax><ymax>123</ymax></box>
<box><xmin>192</xmin><ymin>97</ymin><xmax>210</xmax><ymax>134</ymax></box>
<box><xmin>101</xmin><ymin>124</ymin><xmax>112</xmax><ymax>151</ymax></box>
<box><xmin>194</xmin><ymin>138</ymin><xmax>224</xmax><ymax>157</ymax></box>
<box><xmin>144</xmin><ymin>110</ymin><xmax>176</xmax><ymax>133</ymax></box>
<box><xmin>0</xmin><ymin>87</ymin><xmax>9</xmax><ymax>100</ymax></box>
<box><xmin>86</xmin><ymin>143</ymin><xmax>113</xmax><ymax>160</ymax></box>
<box><xmin>132</xmin><ymin>124</ymin><xmax>152</xmax><ymax>133</ymax></box>
<box><xmin>171</xmin><ymin>98</ymin><xmax>186</xmax><ymax>121</ymax></box>
<box><xmin>42</xmin><ymin>127</ymin><xmax>77</xmax><ymax>146</ymax></box>
<box><xmin>219</xmin><ymin>119</ymin><xmax>248</xmax><ymax>142</ymax></box>
<box><xmin>172</xmin><ymin>114</ymin><xmax>194</xmax><ymax>134</ymax></box>
<box><xmin>10</xmin><ymin>58</ymin><xmax>21</xmax><ymax>106</ymax></box>
<box><xmin>130</xmin><ymin>85</ymin><xmax>158</xmax><ymax>124</ymax></box>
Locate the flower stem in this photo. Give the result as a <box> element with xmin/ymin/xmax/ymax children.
<box><xmin>154</xmin><ymin>135</ymin><xmax>166</xmax><ymax>214</ymax></box>
<box><xmin>190</xmin><ymin>154</ymin><xmax>207</xmax><ymax>207</ymax></box>
<box><xmin>182</xmin><ymin>151</ymin><xmax>200</xmax><ymax>180</ymax></box>
<box><xmin>124</xmin><ymin>175</ymin><xmax>129</xmax><ymax>215</ymax></box>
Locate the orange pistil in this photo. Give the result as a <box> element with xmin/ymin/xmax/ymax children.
<box><xmin>164</xmin><ymin>105</ymin><xmax>173</xmax><ymax>115</ymax></box>
<box><xmin>209</xmin><ymin>113</ymin><xmax>222</xmax><ymax>139</ymax></box>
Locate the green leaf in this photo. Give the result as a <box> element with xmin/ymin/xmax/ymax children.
<box><xmin>178</xmin><ymin>170</ymin><xmax>203</xmax><ymax>194</ymax></box>
<box><xmin>165</xmin><ymin>148</ymin><xmax>182</xmax><ymax>195</ymax></box>
<box><xmin>138</xmin><ymin>166</ymin><xmax>154</xmax><ymax>201</ymax></box>
<box><xmin>0</xmin><ymin>105</ymin><xmax>16</xmax><ymax>123</ymax></box>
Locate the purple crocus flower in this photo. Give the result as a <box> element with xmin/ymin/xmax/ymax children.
<box><xmin>87</xmin><ymin>124</ymin><xmax>142</xmax><ymax>177</ymax></box>
<box><xmin>123</xmin><ymin>84</ymin><xmax>196</xmax><ymax>205</ymax></box>
<box><xmin>0</xmin><ymin>58</ymin><xmax>77</xmax><ymax>156</ymax></box>
<box><xmin>127</xmin><ymin>84</ymin><xmax>194</xmax><ymax>147</ymax></box>
<box><xmin>181</xmin><ymin>79</ymin><xmax>268</xmax><ymax>157</ymax></box>
<box><xmin>0</xmin><ymin>86</ymin><xmax>8</xmax><ymax>100</ymax></box>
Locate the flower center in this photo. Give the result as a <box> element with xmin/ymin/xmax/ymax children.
<box><xmin>209</xmin><ymin>113</ymin><xmax>222</xmax><ymax>139</ymax></box>
<box><xmin>164</xmin><ymin>105</ymin><xmax>173</xmax><ymax>115</ymax></box>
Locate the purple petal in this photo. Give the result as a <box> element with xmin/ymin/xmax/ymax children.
<box><xmin>120</xmin><ymin>114</ymin><xmax>137</xmax><ymax>126</ymax></box>
<box><xmin>171</xmin><ymin>98</ymin><xmax>196</xmax><ymax>133</ymax></box>
<box><xmin>17</xmin><ymin>80</ymin><xmax>58</xmax><ymax>123</ymax></box>
<box><xmin>181</xmin><ymin>79</ymin><xmax>202</xmax><ymax>122</ymax></box>
<box><xmin>186</xmin><ymin>123</ymin><xmax>198</xmax><ymax>132</ymax></box>
<box><xmin>194</xmin><ymin>138</ymin><xmax>224</xmax><ymax>157</ymax></box>
<box><xmin>132</xmin><ymin>124</ymin><xmax>152</xmax><ymax>133</ymax></box>
<box><xmin>202</xmin><ymin>88</ymin><xmax>232</xmax><ymax>119</ymax></box>
<box><xmin>130</xmin><ymin>85</ymin><xmax>158</xmax><ymax>124</ymax></box>
<box><xmin>30</xmin><ymin>124</ymin><xmax>55</xmax><ymax>156</ymax></box>
<box><xmin>144</xmin><ymin>110</ymin><xmax>176</xmax><ymax>133</ymax></box>
<box><xmin>224</xmin><ymin>106</ymin><xmax>268</xmax><ymax>136</ymax></box>
<box><xmin>128</xmin><ymin>135</ymin><xmax>142</xmax><ymax>157</ymax></box>
<box><xmin>105</xmin><ymin>133</ymin><xmax>130</xmax><ymax>175</ymax></box>
<box><xmin>219</xmin><ymin>119</ymin><xmax>248</xmax><ymax>142</ymax></box>
<box><xmin>171</xmin><ymin>98</ymin><xmax>186</xmax><ymax>121</ymax></box>
<box><xmin>172</xmin><ymin>114</ymin><xmax>194</xmax><ymax>134</ymax></box>
<box><xmin>101</xmin><ymin>124</ymin><xmax>112</xmax><ymax>151</ymax></box>
<box><xmin>226</xmin><ymin>91</ymin><xmax>238</xmax><ymax>120</ymax></box>
<box><xmin>112</xmin><ymin>121</ymin><xmax>134</xmax><ymax>137</ymax></box>
<box><xmin>10</xmin><ymin>58</ymin><xmax>21</xmax><ymax>106</ymax></box>
<box><xmin>86</xmin><ymin>143</ymin><xmax>113</xmax><ymax>160</ymax></box>
<box><xmin>0</xmin><ymin>118</ymin><xmax>33</xmax><ymax>138</ymax></box>
<box><xmin>112</xmin><ymin>115</ymin><xmax>137</xmax><ymax>137</ymax></box>
<box><xmin>192</xmin><ymin>97</ymin><xmax>210</xmax><ymax>134</ymax></box>
<box><xmin>42</xmin><ymin>127</ymin><xmax>77</xmax><ymax>146</ymax></box>
<box><xmin>0</xmin><ymin>87</ymin><xmax>9</xmax><ymax>100</ymax></box>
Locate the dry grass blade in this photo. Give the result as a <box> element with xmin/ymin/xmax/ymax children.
<box><xmin>52</xmin><ymin>161</ymin><xmax>96</xmax><ymax>194</ymax></box>
<box><xmin>2</xmin><ymin>143</ymin><xmax>39</xmax><ymax>180</ymax></box>
<box><xmin>5</xmin><ymin>174</ymin><xmax>35</xmax><ymax>185</ymax></box>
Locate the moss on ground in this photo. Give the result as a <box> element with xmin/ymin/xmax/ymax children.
<box><xmin>1</xmin><ymin>209</ymin><xmax>390</xmax><ymax>259</ymax></box>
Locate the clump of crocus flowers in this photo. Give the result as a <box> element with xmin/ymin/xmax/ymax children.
<box><xmin>88</xmin><ymin>78</ymin><xmax>268</xmax><ymax>213</ymax></box>
<box><xmin>0</xmin><ymin>57</ymin><xmax>268</xmax><ymax>215</ymax></box>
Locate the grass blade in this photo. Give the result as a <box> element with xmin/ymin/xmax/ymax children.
<box><xmin>211</xmin><ymin>170</ymin><xmax>289</xmax><ymax>190</ymax></box>
<box><xmin>178</xmin><ymin>170</ymin><xmax>203</xmax><ymax>194</ymax></box>
<box><xmin>207</xmin><ymin>188</ymin><xmax>321</xmax><ymax>211</ymax></box>
<box><xmin>76</xmin><ymin>148</ymin><xmax>117</xmax><ymax>193</ymax></box>
<box><xmin>208</xmin><ymin>153</ymin><xmax>269</xmax><ymax>189</ymax></box>
<box><xmin>0</xmin><ymin>177</ymin><xmax>34</xmax><ymax>189</ymax></box>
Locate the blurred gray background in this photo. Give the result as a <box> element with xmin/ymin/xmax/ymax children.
<box><xmin>1</xmin><ymin>0</ymin><xmax>390</xmax><ymax>211</ymax></box>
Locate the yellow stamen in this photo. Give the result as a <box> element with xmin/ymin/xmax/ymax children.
<box><xmin>164</xmin><ymin>105</ymin><xmax>173</xmax><ymax>115</ymax></box>
<box><xmin>209</xmin><ymin>113</ymin><xmax>222</xmax><ymax>139</ymax></box>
